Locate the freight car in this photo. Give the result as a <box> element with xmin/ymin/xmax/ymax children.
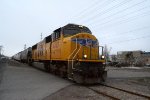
<box><xmin>12</xmin><ymin>51</ymin><xmax>22</xmax><ymax>61</ymax></box>
<box><xmin>12</xmin><ymin>48</ymin><xmax>32</xmax><ymax>64</ymax></box>
<box><xmin>13</xmin><ymin>24</ymin><xmax>107</xmax><ymax>84</ymax></box>
<box><xmin>20</xmin><ymin>47</ymin><xmax>32</xmax><ymax>63</ymax></box>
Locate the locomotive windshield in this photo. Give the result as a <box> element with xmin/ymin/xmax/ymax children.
<box><xmin>63</xmin><ymin>24</ymin><xmax>92</xmax><ymax>37</ymax></box>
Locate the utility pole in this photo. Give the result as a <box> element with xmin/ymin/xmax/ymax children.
<box><xmin>41</xmin><ymin>33</ymin><xmax>42</xmax><ymax>40</ymax></box>
<box><xmin>0</xmin><ymin>45</ymin><xmax>3</xmax><ymax>56</ymax></box>
<box><xmin>24</xmin><ymin>44</ymin><xmax>26</xmax><ymax>50</ymax></box>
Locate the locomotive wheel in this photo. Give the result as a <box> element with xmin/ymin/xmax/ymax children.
<box><xmin>55</xmin><ymin>64</ymin><xmax>59</xmax><ymax>75</ymax></box>
<box><xmin>51</xmin><ymin>64</ymin><xmax>56</xmax><ymax>74</ymax></box>
<box><xmin>47</xmin><ymin>63</ymin><xmax>51</xmax><ymax>72</ymax></box>
<box><xmin>27</xmin><ymin>57</ymin><xmax>32</xmax><ymax>66</ymax></box>
<box><xmin>60</xmin><ymin>65</ymin><xmax>67</xmax><ymax>78</ymax></box>
<box><xmin>44</xmin><ymin>63</ymin><xmax>49</xmax><ymax>72</ymax></box>
<box><xmin>101</xmin><ymin>71</ymin><xmax>107</xmax><ymax>82</ymax></box>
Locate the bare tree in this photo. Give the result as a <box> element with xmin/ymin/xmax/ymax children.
<box><xmin>125</xmin><ymin>52</ymin><xmax>134</xmax><ymax>66</ymax></box>
<box><xmin>104</xmin><ymin>45</ymin><xmax>112</xmax><ymax>62</ymax></box>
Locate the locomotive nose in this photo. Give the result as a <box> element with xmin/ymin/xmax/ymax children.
<box><xmin>71</xmin><ymin>38</ymin><xmax>98</xmax><ymax>60</ymax></box>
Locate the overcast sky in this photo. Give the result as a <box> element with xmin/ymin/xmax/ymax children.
<box><xmin>0</xmin><ymin>0</ymin><xmax>150</xmax><ymax>56</ymax></box>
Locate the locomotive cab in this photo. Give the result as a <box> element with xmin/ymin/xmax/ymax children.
<box><xmin>61</xmin><ymin>24</ymin><xmax>107</xmax><ymax>84</ymax></box>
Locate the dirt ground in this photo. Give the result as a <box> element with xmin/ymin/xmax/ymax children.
<box><xmin>43</xmin><ymin>84</ymin><xmax>111</xmax><ymax>100</ymax></box>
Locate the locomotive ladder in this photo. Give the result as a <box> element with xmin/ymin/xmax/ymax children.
<box><xmin>67</xmin><ymin>38</ymin><xmax>81</xmax><ymax>79</ymax></box>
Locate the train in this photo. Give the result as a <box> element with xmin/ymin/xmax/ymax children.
<box><xmin>12</xmin><ymin>24</ymin><xmax>107</xmax><ymax>84</ymax></box>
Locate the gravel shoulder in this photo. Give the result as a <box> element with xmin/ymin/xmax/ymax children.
<box><xmin>43</xmin><ymin>84</ymin><xmax>110</xmax><ymax>100</ymax></box>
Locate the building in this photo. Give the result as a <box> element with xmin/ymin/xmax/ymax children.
<box><xmin>117</xmin><ymin>50</ymin><xmax>142</xmax><ymax>63</ymax></box>
<box><xmin>117</xmin><ymin>50</ymin><xmax>150</xmax><ymax>66</ymax></box>
<box><xmin>141</xmin><ymin>52</ymin><xmax>150</xmax><ymax>66</ymax></box>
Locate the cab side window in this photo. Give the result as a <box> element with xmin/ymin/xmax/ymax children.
<box><xmin>46</xmin><ymin>35</ymin><xmax>51</xmax><ymax>43</ymax></box>
<box><xmin>52</xmin><ymin>32</ymin><xmax>55</xmax><ymax>41</ymax></box>
<box><xmin>52</xmin><ymin>28</ymin><xmax>61</xmax><ymax>41</ymax></box>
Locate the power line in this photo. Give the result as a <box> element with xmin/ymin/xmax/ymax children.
<box><xmin>87</xmin><ymin>0</ymin><xmax>148</xmax><ymax>25</ymax></box>
<box><xmin>71</xmin><ymin>0</ymin><xmax>101</xmax><ymax>21</ymax></box>
<box><xmin>93</xmin><ymin>10</ymin><xmax>150</xmax><ymax>30</ymax></box>
<box><xmin>100</xmin><ymin>26</ymin><xmax>150</xmax><ymax>39</ymax></box>
<box><xmin>74</xmin><ymin>0</ymin><xmax>116</xmax><ymax>22</ymax></box>
<box><xmin>92</xmin><ymin>5</ymin><xmax>150</xmax><ymax>29</ymax></box>
<box><xmin>106</xmin><ymin>35</ymin><xmax>150</xmax><ymax>44</ymax></box>
<box><xmin>79</xmin><ymin>0</ymin><xmax>132</xmax><ymax>23</ymax></box>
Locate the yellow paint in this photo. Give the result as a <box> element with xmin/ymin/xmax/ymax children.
<box><xmin>32</xmin><ymin>32</ymin><xmax>105</xmax><ymax>63</ymax></box>
<box><xmin>78</xmin><ymin>59</ymin><xmax>105</xmax><ymax>63</ymax></box>
<box><xmin>32</xmin><ymin>49</ymin><xmax>38</xmax><ymax>60</ymax></box>
<box><xmin>45</xmin><ymin>42</ymin><xmax>51</xmax><ymax>60</ymax></box>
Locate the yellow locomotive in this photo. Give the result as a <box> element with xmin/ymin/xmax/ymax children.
<box><xmin>31</xmin><ymin>24</ymin><xmax>107</xmax><ymax>84</ymax></box>
<box><xmin>32</xmin><ymin>24</ymin><xmax>107</xmax><ymax>84</ymax></box>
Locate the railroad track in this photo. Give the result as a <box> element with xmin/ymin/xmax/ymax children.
<box><xmin>87</xmin><ymin>87</ymin><xmax>120</xmax><ymax>100</ymax></box>
<box><xmin>87</xmin><ymin>84</ymin><xmax>150</xmax><ymax>100</ymax></box>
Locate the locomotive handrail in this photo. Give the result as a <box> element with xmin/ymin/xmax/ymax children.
<box><xmin>99</xmin><ymin>46</ymin><xmax>104</xmax><ymax>56</ymax></box>
<box><xmin>67</xmin><ymin>38</ymin><xmax>78</xmax><ymax>69</ymax></box>
<box><xmin>67</xmin><ymin>38</ymin><xmax>77</xmax><ymax>60</ymax></box>
<box><xmin>99</xmin><ymin>46</ymin><xmax>104</xmax><ymax>60</ymax></box>
<box><xmin>71</xmin><ymin>44</ymin><xmax>81</xmax><ymax>69</ymax></box>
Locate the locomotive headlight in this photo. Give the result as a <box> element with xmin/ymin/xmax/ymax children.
<box><xmin>101</xmin><ymin>55</ymin><xmax>105</xmax><ymax>59</ymax></box>
<box><xmin>84</xmin><ymin>54</ymin><xmax>87</xmax><ymax>58</ymax></box>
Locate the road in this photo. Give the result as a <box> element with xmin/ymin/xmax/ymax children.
<box><xmin>0</xmin><ymin>60</ymin><xmax>72</xmax><ymax>100</ymax></box>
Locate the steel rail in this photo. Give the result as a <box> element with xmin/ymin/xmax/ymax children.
<box><xmin>87</xmin><ymin>87</ymin><xmax>120</xmax><ymax>100</ymax></box>
<box><xmin>101</xmin><ymin>84</ymin><xmax>150</xmax><ymax>99</ymax></box>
